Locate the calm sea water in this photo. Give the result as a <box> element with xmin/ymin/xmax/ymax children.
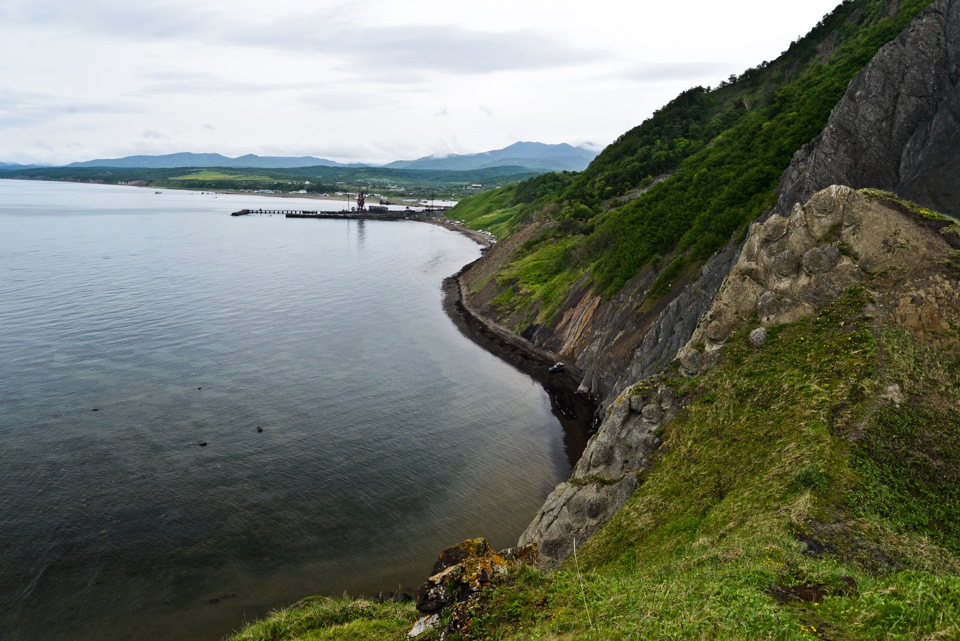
<box><xmin>0</xmin><ymin>180</ymin><xmax>573</xmax><ymax>641</ymax></box>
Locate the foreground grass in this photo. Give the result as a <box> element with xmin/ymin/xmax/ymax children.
<box><xmin>427</xmin><ymin>289</ymin><xmax>960</xmax><ymax>640</ymax></box>
<box><xmin>225</xmin><ymin>596</ymin><xmax>417</xmax><ymax>641</ymax></box>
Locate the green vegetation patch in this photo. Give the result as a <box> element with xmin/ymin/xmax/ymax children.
<box><xmin>860</xmin><ymin>188</ymin><xmax>960</xmax><ymax>224</ymax></box>
<box><xmin>225</xmin><ymin>596</ymin><xmax>417</xmax><ymax>641</ymax></box>
<box><xmin>495</xmin><ymin>232</ymin><xmax>588</xmax><ymax>326</ymax></box>
<box><xmin>172</xmin><ymin>171</ymin><xmax>278</xmax><ymax>182</ymax></box>
<box><xmin>450</xmin><ymin>0</ymin><xmax>936</xmax><ymax>324</ymax></box>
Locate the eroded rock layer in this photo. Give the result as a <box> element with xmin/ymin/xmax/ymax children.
<box><xmin>520</xmin><ymin>185</ymin><xmax>960</xmax><ymax>569</ymax></box>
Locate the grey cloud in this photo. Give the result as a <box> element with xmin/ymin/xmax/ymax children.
<box><xmin>2</xmin><ymin>1</ymin><xmax>604</xmax><ymax>77</ymax></box>
<box><xmin>297</xmin><ymin>88</ymin><xmax>405</xmax><ymax>113</ymax></box>
<box><xmin>0</xmin><ymin>89</ymin><xmax>143</xmax><ymax>128</ymax></box>
<box><xmin>240</xmin><ymin>25</ymin><xmax>601</xmax><ymax>75</ymax></box>
<box><xmin>135</xmin><ymin>72</ymin><xmax>317</xmax><ymax>97</ymax></box>
<box><xmin>0</xmin><ymin>0</ymin><xmax>212</xmax><ymax>40</ymax></box>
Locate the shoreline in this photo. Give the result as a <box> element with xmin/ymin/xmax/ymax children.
<box><xmin>416</xmin><ymin>210</ymin><xmax>597</xmax><ymax>462</ymax></box>
<box><xmin>440</xmin><ymin>259</ymin><xmax>596</xmax><ymax>466</ymax></box>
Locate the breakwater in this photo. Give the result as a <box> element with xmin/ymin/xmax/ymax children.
<box><xmin>231</xmin><ymin>207</ymin><xmax>452</xmax><ymax>220</ymax></box>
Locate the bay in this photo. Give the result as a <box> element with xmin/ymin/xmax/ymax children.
<box><xmin>0</xmin><ymin>180</ymin><xmax>572</xmax><ymax>641</ymax></box>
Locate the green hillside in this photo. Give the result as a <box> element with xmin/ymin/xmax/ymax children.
<box><xmin>454</xmin><ymin>0</ymin><xmax>934</xmax><ymax>326</ymax></box>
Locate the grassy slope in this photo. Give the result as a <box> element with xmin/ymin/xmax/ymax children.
<box><xmin>433</xmin><ymin>287</ymin><xmax>960</xmax><ymax>640</ymax></box>
<box><xmin>453</xmin><ymin>0</ymin><xmax>934</xmax><ymax>328</ymax></box>
<box><xmin>225</xmin><ymin>596</ymin><xmax>418</xmax><ymax>641</ymax></box>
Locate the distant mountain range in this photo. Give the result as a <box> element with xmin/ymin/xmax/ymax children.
<box><xmin>384</xmin><ymin>142</ymin><xmax>597</xmax><ymax>172</ymax></box>
<box><xmin>0</xmin><ymin>142</ymin><xmax>598</xmax><ymax>173</ymax></box>
<box><xmin>66</xmin><ymin>153</ymin><xmax>343</xmax><ymax>170</ymax></box>
<box><xmin>0</xmin><ymin>162</ymin><xmax>44</xmax><ymax>170</ymax></box>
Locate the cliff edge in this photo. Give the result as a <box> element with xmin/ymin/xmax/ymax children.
<box><xmin>520</xmin><ymin>184</ymin><xmax>960</xmax><ymax>568</ymax></box>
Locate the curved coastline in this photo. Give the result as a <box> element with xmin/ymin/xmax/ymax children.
<box><xmin>439</xmin><ymin>252</ymin><xmax>596</xmax><ymax>468</ymax></box>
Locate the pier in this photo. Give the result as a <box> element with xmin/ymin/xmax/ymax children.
<box><xmin>231</xmin><ymin>207</ymin><xmax>445</xmax><ymax>220</ymax></box>
<box><xmin>231</xmin><ymin>208</ymin><xmax>316</xmax><ymax>216</ymax></box>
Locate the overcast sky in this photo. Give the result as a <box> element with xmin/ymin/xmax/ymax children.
<box><xmin>0</xmin><ymin>0</ymin><xmax>843</xmax><ymax>165</ymax></box>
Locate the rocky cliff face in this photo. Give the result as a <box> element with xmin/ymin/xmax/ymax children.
<box><xmin>685</xmin><ymin>185</ymin><xmax>960</xmax><ymax>370</ymax></box>
<box><xmin>775</xmin><ymin>0</ymin><xmax>960</xmax><ymax>218</ymax></box>
<box><xmin>505</xmin><ymin>0</ymin><xmax>960</xmax><ymax>569</ymax></box>
<box><xmin>521</xmin><ymin>184</ymin><xmax>960</xmax><ymax>569</ymax></box>
<box><xmin>518</xmin><ymin>380</ymin><xmax>680</xmax><ymax>568</ymax></box>
<box><xmin>462</xmin><ymin>223</ymin><xmax>740</xmax><ymax>412</ymax></box>
<box><xmin>468</xmin><ymin>0</ymin><xmax>960</xmax><ymax>414</ymax></box>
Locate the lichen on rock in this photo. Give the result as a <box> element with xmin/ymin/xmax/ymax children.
<box><xmin>409</xmin><ymin>538</ymin><xmax>535</xmax><ymax>638</ymax></box>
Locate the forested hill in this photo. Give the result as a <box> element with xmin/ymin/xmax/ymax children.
<box><xmin>453</xmin><ymin>0</ymin><xmax>936</xmax><ymax>329</ymax></box>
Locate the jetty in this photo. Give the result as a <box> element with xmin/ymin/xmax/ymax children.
<box><xmin>232</xmin><ymin>188</ymin><xmax>452</xmax><ymax>220</ymax></box>
<box><xmin>231</xmin><ymin>208</ymin><xmax>315</xmax><ymax>216</ymax></box>
<box><xmin>230</xmin><ymin>207</ymin><xmax>427</xmax><ymax>220</ymax></box>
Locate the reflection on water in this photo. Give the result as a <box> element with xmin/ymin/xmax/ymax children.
<box><xmin>356</xmin><ymin>218</ymin><xmax>366</xmax><ymax>245</ymax></box>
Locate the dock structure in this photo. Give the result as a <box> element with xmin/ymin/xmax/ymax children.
<box><xmin>230</xmin><ymin>208</ymin><xmax>425</xmax><ymax>220</ymax></box>
<box><xmin>231</xmin><ymin>208</ymin><xmax>316</xmax><ymax>216</ymax></box>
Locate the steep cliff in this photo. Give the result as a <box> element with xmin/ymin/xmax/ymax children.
<box><xmin>459</xmin><ymin>0</ymin><xmax>939</xmax><ymax>413</ymax></box>
<box><xmin>775</xmin><ymin>0</ymin><xmax>960</xmax><ymax>217</ymax></box>
<box><xmin>520</xmin><ymin>185</ymin><xmax>960</xmax><ymax>568</ymax></box>
<box><xmin>517</xmin><ymin>0</ymin><xmax>960</xmax><ymax>568</ymax></box>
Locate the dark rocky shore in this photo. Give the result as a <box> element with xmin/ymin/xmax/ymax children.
<box><xmin>442</xmin><ymin>261</ymin><xmax>596</xmax><ymax>466</ymax></box>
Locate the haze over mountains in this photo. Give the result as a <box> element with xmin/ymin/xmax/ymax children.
<box><xmin>0</xmin><ymin>142</ymin><xmax>597</xmax><ymax>173</ymax></box>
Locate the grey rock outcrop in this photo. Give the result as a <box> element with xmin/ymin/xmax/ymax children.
<box><xmin>775</xmin><ymin>0</ymin><xmax>960</xmax><ymax>218</ymax></box>
<box><xmin>520</xmin><ymin>184</ymin><xmax>960</xmax><ymax>570</ymax></box>
<box><xmin>686</xmin><ymin>185</ymin><xmax>960</xmax><ymax>368</ymax></box>
<box><xmin>518</xmin><ymin>383</ymin><xmax>679</xmax><ymax>569</ymax></box>
<box><xmin>598</xmin><ymin>242</ymin><xmax>741</xmax><ymax>406</ymax></box>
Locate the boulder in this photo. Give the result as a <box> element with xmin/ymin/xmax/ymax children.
<box><xmin>748</xmin><ymin>327</ymin><xmax>768</xmax><ymax>348</ymax></box>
